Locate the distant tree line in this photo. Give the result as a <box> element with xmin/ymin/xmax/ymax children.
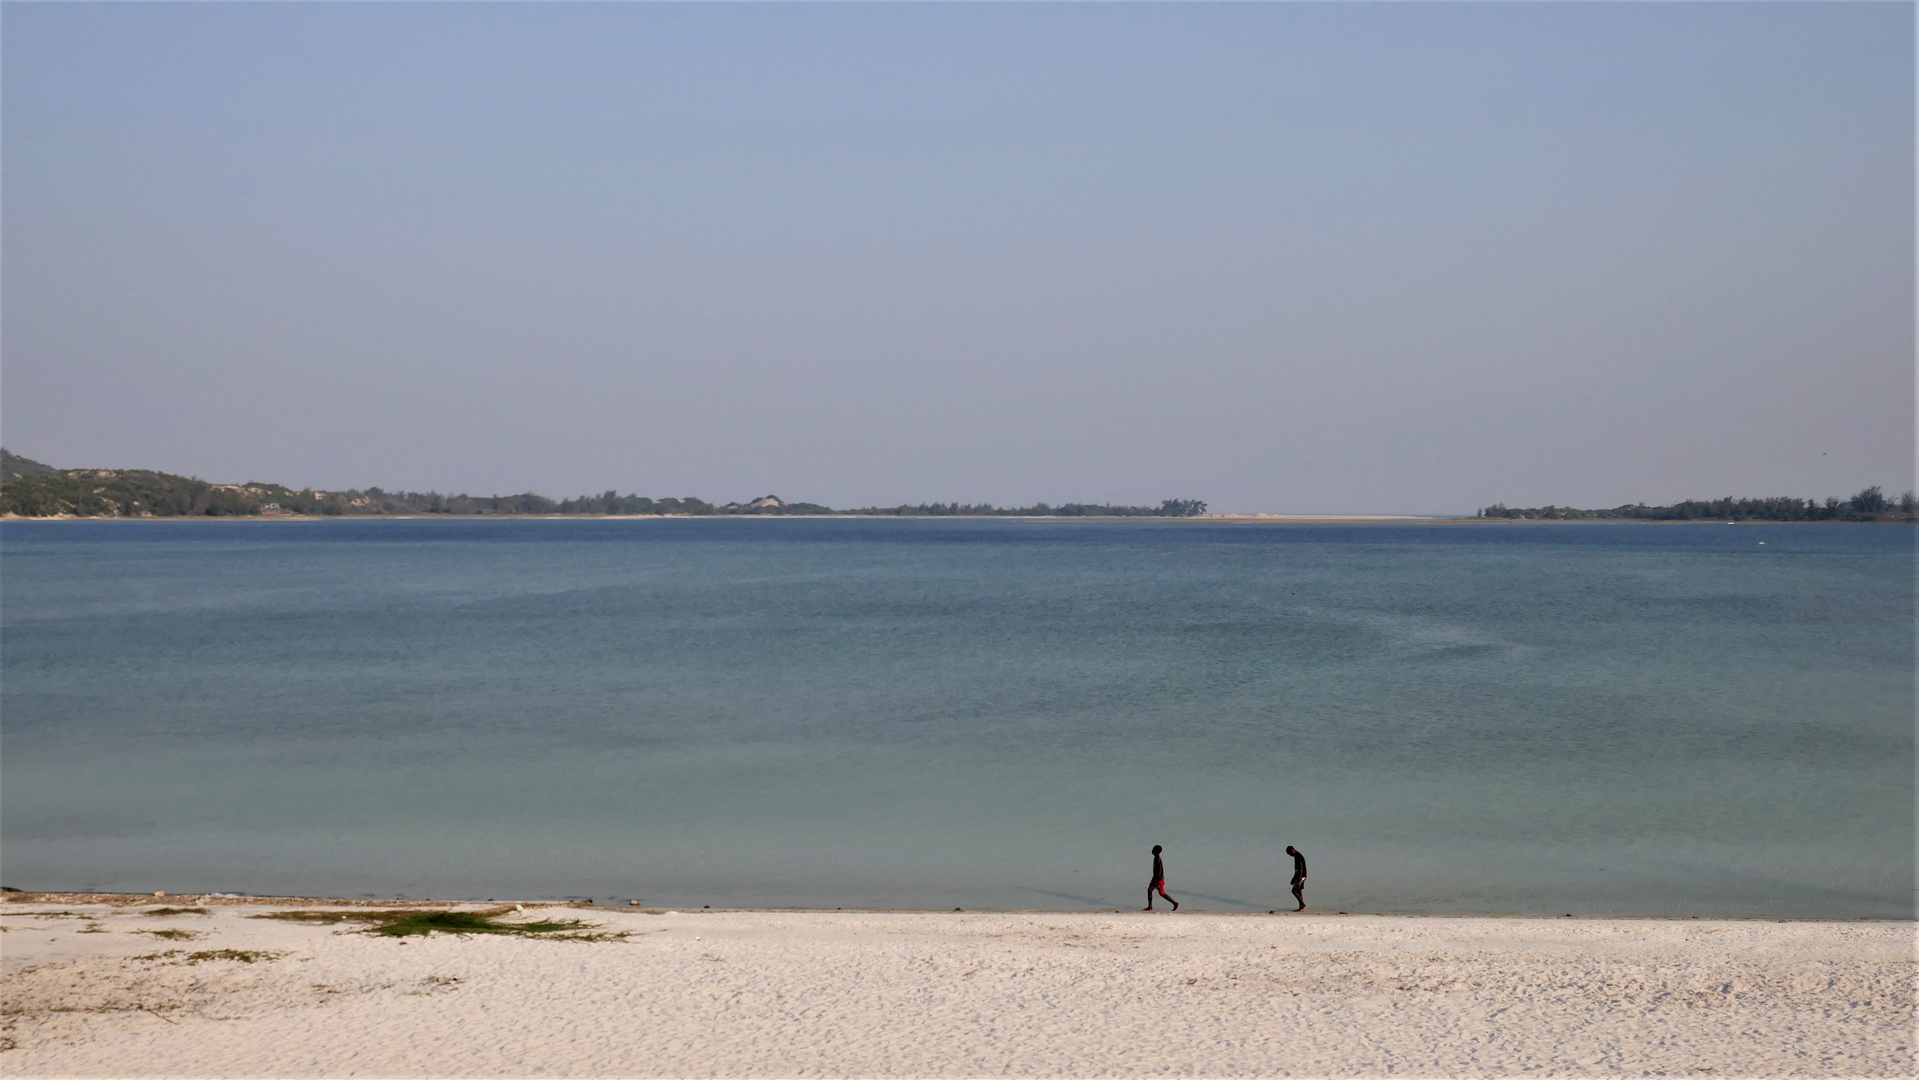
<box><xmin>0</xmin><ymin>475</ymin><xmax>835</xmax><ymax>519</ymax></box>
<box><xmin>0</xmin><ymin>449</ymin><xmax>58</xmax><ymax>481</ymax></box>
<box><xmin>0</xmin><ymin>469</ymin><xmax>254</xmax><ymax>518</ymax></box>
<box><xmin>0</xmin><ymin>454</ymin><xmax>1207</xmax><ymax>520</ymax></box>
<box><xmin>1478</xmin><ymin>488</ymin><xmax>1916</xmax><ymax>523</ymax></box>
<box><xmin>847</xmin><ymin>499</ymin><xmax>1207</xmax><ymax>518</ymax></box>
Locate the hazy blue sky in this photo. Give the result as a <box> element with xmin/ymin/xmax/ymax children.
<box><xmin>3</xmin><ymin>3</ymin><xmax>1911</xmax><ymax>513</ymax></box>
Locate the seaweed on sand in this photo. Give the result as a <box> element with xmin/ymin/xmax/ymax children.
<box><xmin>254</xmin><ymin>907</ymin><xmax>627</xmax><ymax>940</ymax></box>
<box><xmin>186</xmin><ymin>949</ymin><xmax>282</xmax><ymax>963</ymax></box>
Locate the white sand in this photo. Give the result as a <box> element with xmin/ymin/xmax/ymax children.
<box><xmin>2</xmin><ymin>899</ymin><xmax>1910</xmax><ymax>1077</ymax></box>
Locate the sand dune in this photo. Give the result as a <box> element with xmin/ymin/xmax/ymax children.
<box><xmin>2</xmin><ymin>899</ymin><xmax>1910</xmax><ymax>1077</ymax></box>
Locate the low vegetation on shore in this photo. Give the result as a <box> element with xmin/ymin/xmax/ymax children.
<box><xmin>1479</xmin><ymin>487</ymin><xmax>1915</xmax><ymax>522</ymax></box>
<box><xmin>0</xmin><ymin>450</ymin><xmax>1208</xmax><ymax>520</ymax></box>
<box><xmin>255</xmin><ymin>907</ymin><xmax>623</xmax><ymax>940</ymax></box>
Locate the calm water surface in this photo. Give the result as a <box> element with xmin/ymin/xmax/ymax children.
<box><xmin>3</xmin><ymin>519</ymin><xmax>1911</xmax><ymax>916</ymax></box>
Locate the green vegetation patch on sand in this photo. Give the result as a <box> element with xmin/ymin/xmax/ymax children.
<box><xmin>143</xmin><ymin>907</ymin><xmax>209</xmax><ymax>916</ymax></box>
<box><xmin>255</xmin><ymin>907</ymin><xmax>626</xmax><ymax>940</ymax></box>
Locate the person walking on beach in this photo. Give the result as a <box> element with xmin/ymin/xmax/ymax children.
<box><xmin>1287</xmin><ymin>845</ymin><xmax>1307</xmax><ymax>911</ymax></box>
<box><xmin>1145</xmin><ymin>845</ymin><xmax>1179</xmax><ymax>911</ymax></box>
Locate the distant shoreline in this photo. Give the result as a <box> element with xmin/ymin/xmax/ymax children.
<box><xmin>5</xmin><ymin>891</ymin><xmax>1906</xmax><ymax>920</ymax></box>
<box><xmin>0</xmin><ymin>512</ymin><xmax>1447</xmax><ymax>523</ymax></box>
<box><xmin>8</xmin><ymin>453</ymin><xmax>1911</xmax><ymax>522</ymax></box>
<box><xmin>7</xmin><ymin>512</ymin><xmax>1915</xmax><ymax>524</ymax></box>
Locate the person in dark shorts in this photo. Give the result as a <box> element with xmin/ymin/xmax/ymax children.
<box><xmin>1287</xmin><ymin>845</ymin><xmax>1307</xmax><ymax>911</ymax></box>
<box><xmin>1144</xmin><ymin>844</ymin><xmax>1179</xmax><ymax>911</ymax></box>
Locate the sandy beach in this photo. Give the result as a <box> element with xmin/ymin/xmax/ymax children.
<box><xmin>2</xmin><ymin>896</ymin><xmax>1910</xmax><ymax>1078</ymax></box>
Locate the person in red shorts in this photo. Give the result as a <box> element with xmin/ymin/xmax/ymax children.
<box><xmin>1144</xmin><ymin>844</ymin><xmax>1179</xmax><ymax>911</ymax></box>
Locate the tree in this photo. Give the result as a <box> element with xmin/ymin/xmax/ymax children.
<box><xmin>1849</xmin><ymin>486</ymin><xmax>1887</xmax><ymax>514</ymax></box>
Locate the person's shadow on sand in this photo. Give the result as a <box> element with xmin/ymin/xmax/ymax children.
<box><xmin>1012</xmin><ymin>885</ymin><xmax>1267</xmax><ymax>911</ymax></box>
<box><xmin>1015</xmin><ymin>886</ymin><xmax>1123</xmax><ymax>908</ymax></box>
<box><xmin>1176</xmin><ymin>891</ymin><xmax>1264</xmax><ymax>910</ymax></box>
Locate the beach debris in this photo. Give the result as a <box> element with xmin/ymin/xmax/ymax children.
<box><xmin>185</xmin><ymin>949</ymin><xmax>282</xmax><ymax>964</ymax></box>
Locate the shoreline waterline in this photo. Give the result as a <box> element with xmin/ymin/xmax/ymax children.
<box><xmin>8</xmin><ymin>512</ymin><xmax>1918</xmax><ymax>523</ymax></box>
<box><xmin>7</xmin><ymin>892</ymin><xmax>1909</xmax><ymax>923</ymax></box>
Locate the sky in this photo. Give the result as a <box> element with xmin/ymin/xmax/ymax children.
<box><xmin>2</xmin><ymin>3</ymin><xmax>1911</xmax><ymax>514</ymax></box>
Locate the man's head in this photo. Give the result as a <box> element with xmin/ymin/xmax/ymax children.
<box><xmin>1286</xmin><ymin>846</ymin><xmax>1298</xmax><ymax>855</ymax></box>
<box><xmin>1152</xmin><ymin>845</ymin><xmax>1162</xmax><ymax>855</ymax></box>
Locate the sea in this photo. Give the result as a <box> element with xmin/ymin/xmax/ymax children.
<box><xmin>2</xmin><ymin>518</ymin><xmax>1911</xmax><ymax>917</ymax></box>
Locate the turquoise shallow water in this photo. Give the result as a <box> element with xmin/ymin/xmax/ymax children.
<box><xmin>2</xmin><ymin>518</ymin><xmax>1911</xmax><ymax>916</ymax></box>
